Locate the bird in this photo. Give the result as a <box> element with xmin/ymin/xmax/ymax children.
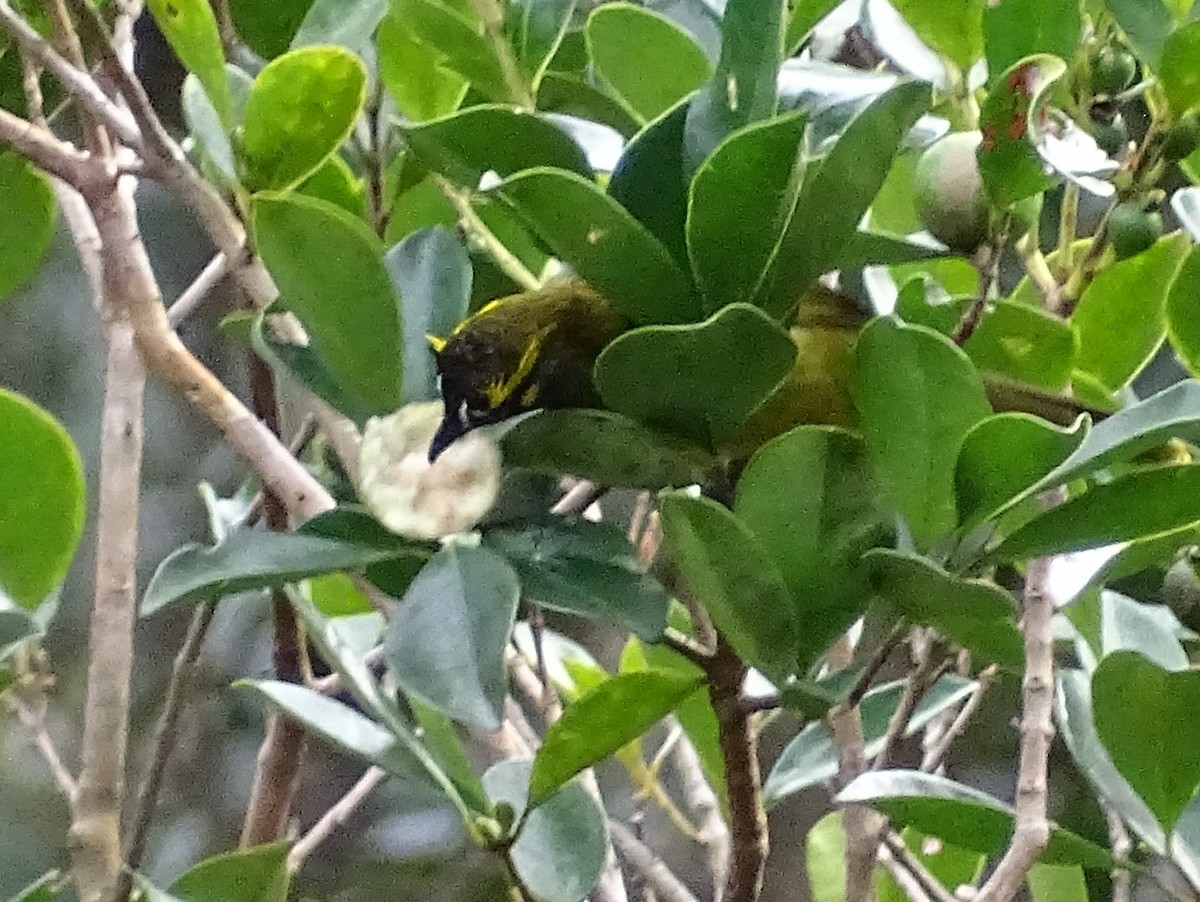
<box><xmin>426</xmin><ymin>279</ymin><xmax>1106</xmax><ymax>462</ymax></box>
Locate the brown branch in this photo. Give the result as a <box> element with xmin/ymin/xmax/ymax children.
<box><xmin>881</xmin><ymin>833</ymin><xmax>959</xmax><ymax>902</ymax></box>
<box><xmin>974</xmin><ymin>538</ymin><xmax>1059</xmax><ymax>901</ymax></box>
<box><xmin>920</xmin><ymin>664</ymin><xmax>998</xmax><ymax>773</ymax></box>
<box><xmin>0</xmin><ymin>105</ymin><xmax>96</xmax><ymax>185</ymax></box>
<box><xmin>1105</xmin><ymin>805</ymin><xmax>1132</xmax><ymax>902</ymax></box>
<box><xmin>872</xmin><ymin>657</ymin><xmax>950</xmax><ymax>773</ymax></box>
<box><xmin>609</xmin><ymin>821</ymin><xmax>701</xmax><ymax>902</ymax></box>
<box><xmin>671</xmin><ymin>717</ymin><xmax>730</xmax><ymax>894</ymax></box>
<box><xmin>167</xmin><ymin>253</ymin><xmax>228</xmax><ymax>326</ymax></box>
<box><xmin>5</xmin><ymin>690</ymin><xmax>78</xmax><ymax>801</ymax></box>
<box><xmin>286</xmin><ymin>766</ymin><xmax>388</xmax><ymax>874</ymax></box>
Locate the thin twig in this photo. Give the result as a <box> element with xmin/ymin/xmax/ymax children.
<box><xmin>671</xmin><ymin>718</ymin><xmax>730</xmax><ymax>896</ymax></box>
<box><xmin>920</xmin><ymin>664</ymin><xmax>998</xmax><ymax>773</ymax></box>
<box><xmin>1105</xmin><ymin>805</ymin><xmax>1132</xmax><ymax>902</ymax></box>
<box><xmin>464</xmin><ymin>0</ymin><xmax>535</xmax><ymax>107</ymax></box>
<box><xmin>877</xmin><ymin>843</ymin><xmax>933</xmax><ymax>902</ymax></box>
<box><xmin>167</xmin><ymin>253</ymin><xmax>229</xmax><ymax>326</ymax></box>
<box><xmin>5</xmin><ymin>692</ymin><xmax>78</xmax><ymax>800</ymax></box>
<box><xmin>286</xmin><ymin>766</ymin><xmax>388</xmax><ymax>874</ymax></box>
<box><xmin>609</xmin><ymin>821</ymin><xmax>701</xmax><ymax>902</ymax></box>
<box><xmin>434</xmin><ymin>175</ymin><xmax>541</xmax><ymax>291</ymax></box>
<box><xmin>844</xmin><ymin>623</ymin><xmax>907</xmax><ymax>711</ymax></box>
<box><xmin>872</xmin><ymin>658</ymin><xmax>950</xmax><ymax>773</ymax></box>
<box><xmin>882</xmin><ymin>833</ymin><xmax>959</xmax><ymax>902</ymax></box>
<box><xmin>0</xmin><ymin>104</ymin><xmax>96</xmax><ymax>185</ymax></box>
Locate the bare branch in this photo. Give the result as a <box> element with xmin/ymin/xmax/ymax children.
<box><xmin>0</xmin><ymin>105</ymin><xmax>95</xmax><ymax>185</ymax></box>
<box><xmin>671</xmin><ymin>718</ymin><xmax>730</xmax><ymax>895</ymax></box>
<box><xmin>5</xmin><ymin>691</ymin><xmax>78</xmax><ymax>801</ymax></box>
<box><xmin>921</xmin><ymin>665</ymin><xmax>998</xmax><ymax>773</ymax></box>
<box><xmin>1105</xmin><ymin>805</ymin><xmax>1132</xmax><ymax>902</ymax></box>
<box><xmin>167</xmin><ymin>253</ymin><xmax>229</xmax><ymax>326</ymax></box>
<box><xmin>435</xmin><ymin>175</ymin><xmax>541</xmax><ymax>291</ymax></box>
<box><xmin>881</xmin><ymin>833</ymin><xmax>959</xmax><ymax>902</ymax></box>
<box><xmin>609</xmin><ymin>821</ymin><xmax>701</xmax><ymax>902</ymax></box>
<box><xmin>287</xmin><ymin>766</ymin><xmax>388</xmax><ymax>874</ymax></box>
<box><xmin>877</xmin><ymin>843</ymin><xmax>933</xmax><ymax>902</ymax></box>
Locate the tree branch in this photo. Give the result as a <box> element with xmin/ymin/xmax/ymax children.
<box><xmin>0</xmin><ymin>105</ymin><xmax>96</xmax><ymax>185</ymax></box>
<box><xmin>5</xmin><ymin>689</ymin><xmax>78</xmax><ymax>801</ymax></box>
<box><xmin>671</xmin><ymin>717</ymin><xmax>730</xmax><ymax>895</ymax></box>
<box><xmin>286</xmin><ymin>766</ymin><xmax>388</xmax><ymax>874</ymax></box>
<box><xmin>609</xmin><ymin>821</ymin><xmax>701</xmax><ymax>902</ymax></box>
<box><xmin>167</xmin><ymin>253</ymin><xmax>228</xmax><ymax>326</ymax></box>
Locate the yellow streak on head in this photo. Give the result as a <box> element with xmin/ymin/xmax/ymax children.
<box><xmin>426</xmin><ymin>333</ymin><xmax>447</xmax><ymax>353</ymax></box>
<box><xmin>484</xmin><ymin>327</ymin><xmax>551</xmax><ymax>409</ymax></box>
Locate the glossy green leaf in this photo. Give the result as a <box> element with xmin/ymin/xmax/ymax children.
<box><xmin>965</xmin><ymin>301</ymin><xmax>1077</xmax><ymax>391</ymax></box>
<box><xmin>537</xmin><ymin>72</ymin><xmax>642</xmax><ymax>138</ymax></box>
<box><xmin>140</xmin><ymin>528</ymin><xmax>407</xmax><ymax>616</ymax></box>
<box><xmin>483</xmin><ymin>759</ymin><xmax>607</xmax><ymax>902</ymax></box>
<box><xmin>170</xmin><ymin>842</ymin><xmax>290</xmax><ymax>902</ymax></box>
<box><xmin>403</xmin><ymin>105</ymin><xmax>591</xmax><ymax>186</ymax></box>
<box><xmin>384</xmin><ymin>226</ymin><xmax>472</xmax><ymax>404</ymax></box>
<box><xmin>529</xmin><ymin>669</ymin><xmax>700</xmax><ymax>804</ymax></box>
<box><xmin>146</xmin><ymin>0</ymin><xmax>232</xmax><ymax>127</ymax></box>
<box><xmin>0</xmin><ymin>152</ymin><xmax>56</xmax><ymax>303</ymax></box>
<box><xmin>1104</xmin><ymin>0</ymin><xmax>1172</xmax><ymax>67</ymax></box>
<box><xmin>182</xmin><ymin>66</ymin><xmax>253</xmax><ymax>190</ymax></box>
<box><xmin>838</xmin><ymin>770</ymin><xmax>1113</xmax><ymax>867</ymax></box>
<box><xmin>585</xmin><ymin>3</ymin><xmax>711</xmax><ymax>123</ymax></box>
<box><xmin>955</xmin><ymin>412</ymin><xmax>1088</xmax><ymax>529</ymax></box>
<box><xmin>1100</xmin><ymin>590</ymin><xmax>1189</xmax><ymax>670</ymax></box>
<box><xmin>806</xmin><ymin>812</ymin><xmax>848</xmax><ymax>902</ymax></box>
<box><xmin>228</xmin><ymin>0</ymin><xmax>314</xmax><ymax>58</ymax></box>
<box><xmin>977</xmin><ymin>55</ymin><xmax>1066</xmax><ymax>206</ymax></box>
<box><xmin>878</xmin><ymin>830</ymin><xmax>985</xmax><ymax>902</ymax></box>
<box><xmin>497</xmin><ymin>167</ymin><xmax>700</xmax><ymax>324</ymax></box>
<box><xmin>735</xmin><ymin>426</ymin><xmax>888</xmax><ymax>669</ymax></box>
<box><xmin>1159</xmin><ymin>22</ymin><xmax>1200</xmax><ymax>114</ymax></box>
<box><xmin>377</xmin><ymin>8</ymin><xmax>468</xmax><ymax>121</ymax></box>
<box><xmin>241</xmin><ymin>46</ymin><xmax>366</xmax><ymax>191</ymax></box>
<box><xmin>306</xmin><ymin>572</ymin><xmax>374</xmax><ymax>616</ymax></box>
<box><xmin>499</xmin><ymin>409</ymin><xmax>711</xmax><ymax>489</ymax></box>
<box><xmin>385</xmin><ymin>175</ymin><xmax>459</xmax><ymax>243</ymax></box>
<box><xmin>1093</xmin><ymin>651</ymin><xmax>1200</xmax><ymax>829</ymax></box>
<box><xmin>1072</xmin><ymin>232</ymin><xmax>1189</xmax><ymax>392</ymax></box>
<box><xmin>659</xmin><ymin>491</ymin><xmax>798</xmax><ymax>679</ymax></box>
<box><xmin>756</xmin><ymin>81</ymin><xmax>931</xmax><ymax>316</ymax></box>
<box><xmin>850</xmin><ymin>318</ymin><xmax>992</xmax><ymax>549</ymax></box>
<box><xmin>687</xmin><ymin>112</ymin><xmax>806</xmax><ymax>312</ymax></box>
<box><xmin>865</xmin><ymin>549</ymin><xmax>1023</xmax><ymax>668</ymax></box>
<box><xmin>252</xmin><ymin>194</ymin><xmax>403</xmax><ymax>415</ymax></box>
<box><xmin>607</xmin><ymin>99</ymin><xmax>692</xmax><ymax>269</ymax></box>
<box><xmin>595</xmin><ymin>303</ymin><xmax>796</xmax><ymax>446</ymax></box>
<box><xmin>297</xmin><ymin>155</ymin><xmax>366</xmax><ymax>217</ymax></box>
<box><xmin>4</xmin><ymin>872</ymin><xmax>60</xmax><ymax>902</ymax></box>
<box><xmin>1168</xmin><ymin>247</ymin><xmax>1200</xmax><ymax>378</ymax></box>
<box><xmin>997</xmin><ymin>464</ymin><xmax>1200</xmax><ymax>560</ymax></box>
<box><xmin>290</xmin><ymin>0</ymin><xmax>386</xmax><ymax>49</ymax></box>
<box><xmin>836</xmin><ymin>231</ymin><xmax>949</xmax><ymax>272</ymax></box>
<box><xmin>786</xmin><ymin>0</ymin><xmax>842</xmax><ymax>54</ymax></box>
<box><xmin>765</xmin><ymin>676</ymin><xmax>976</xmax><ymax>806</ymax></box>
<box><xmin>891</xmin><ymin>0</ymin><xmax>983</xmax><ymax>70</ymax></box>
<box><xmin>485</xmin><ymin>519</ymin><xmax>671</xmax><ymax>639</ymax></box>
<box><xmin>983</xmin><ymin>0</ymin><xmax>1080</xmax><ymax>86</ymax></box>
<box><xmin>1028</xmin><ymin>864</ymin><xmax>1088</xmax><ymax>902</ymax></box>
<box><xmin>682</xmin><ymin>0</ymin><xmax>784</xmax><ymax>172</ymax></box>
<box><xmin>409</xmin><ymin>698</ymin><xmax>490</xmax><ymax>813</ymax></box>
<box><xmin>398</xmin><ymin>0</ymin><xmax>514</xmax><ymax>103</ymax></box>
<box><xmin>1056</xmin><ymin>669</ymin><xmax>1165</xmax><ymax>854</ymax></box>
<box><xmin>0</xmin><ymin>390</ymin><xmax>85</xmax><ymax>610</ymax></box>
<box><xmin>383</xmin><ymin>544</ymin><xmax>519</xmax><ymax>730</ymax></box>
<box><xmin>505</xmin><ymin>0</ymin><xmax>575</xmax><ymax>87</ymax></box>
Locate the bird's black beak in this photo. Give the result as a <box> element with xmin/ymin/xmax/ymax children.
<box><xmin>428</xmin><ymin>409</ymin><xmax>468</xmax><ymax>462</ymax></box>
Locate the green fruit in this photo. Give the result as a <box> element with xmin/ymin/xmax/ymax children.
<box><xmin>1092</xmin><ymin>114</ymin><xmax>1129</xmax><ymax>157</ymax></box>
<box><xmin>1163</xmin><ymin>114</ymin><xmax>1200</xmax><ymax>162</ymax></box>
<box><xmin>1091</xmin><ymin>47</ymin><xmax>1136</xmax><ymax>96</ymax></box>
<box><xmin>1108</xmin><ymin>202</ymin><xmax>1163</xmax><ymax>260</ymax></box>
<box><xmin>914</xmin><ymin>131</ymin><xmax>990</xmax><ymax>252</ymax></box>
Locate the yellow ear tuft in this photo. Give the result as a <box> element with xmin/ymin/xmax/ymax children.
<box><xmin>426</xmin><ymin>333</ymin><xmax>447</xmax><ymax>354</ymax></box>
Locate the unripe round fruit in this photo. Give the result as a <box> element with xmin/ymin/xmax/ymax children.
<box><xmin>1108</xmin><ymin>202</ymin><xmax>1163</xmax><ymax>260</ymax></box>
<box><xmin>1092</xmin><ymin>114</ymin><xmax>1129</xmax><ymax>157</ymax></box>
<box><xmin>914</xmin><ymin>131</ymin><xmax>990</xmax><ymax>252</ymax></box>
<box><xmin>1163</xmin><ymin>114</ymin><xmax>1200</xmax><ymax>162</ymax></box>
<box><xmin>1091</xmin><ymin>47</ymin><xmax>1136</xmax><ymax>96</ymax></box>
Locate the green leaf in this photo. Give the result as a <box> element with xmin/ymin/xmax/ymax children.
<box><xmin>756</xmin><ymin>81</ymin><xmax>931</xmax><ymax>316</ymax></box>
<box><xmin>964</xmin><ymin>301</ymin><xmax>1077</xmax><ymax>391</ymax></box>
<box><xmin>483</xmin><ymin>759</ymin><xmax>607</xmax><ymax>902</ymax></box>
<box><xmin>977</xmin><ymin>55</ymin><xmax>1066</xmax><ymax>206</ymax></box>
<box><xmin>170</xmin><ymin>842</ymin><xmax>290</xmax><ymax>902</ymax></box>
<box><xmin>385</xmin><ymin>174</ymin><xmax>459</xmax><ymax>243</ymax></box>
<box><xmin>290</xmin><ymin>0</ymin><xmax>387</xmax><ymax>49</ymax></box>
<box><xmin>141</xmin><ymin>528</ymin><xmax>408</xmax><ymax>616</ymax></box>
<box><xmin>1027</xmin><ymin>864</ymin><xmax>1089</xmax><ymax>902</ymax></box>
<box><xmin>499</xmin><ymin>409</ymin><xmax>711</xmax><ymax>489</ymax></box>
<box><xmin>596</xmin><ymin>303</ymin><xmax>795</xmax><ymax>445</ymax></box>
<box><xmin>228</xmin><ymin>0</ymin><xmax>315</xmax><ymax>58</ymax></box>
<box><xmin>786</xmin><ymin>0</ymin><xmax>842</xmax><ymax>55</ymax></box>
<box><xmin>996</xmin><ymin>464</ymin><xmax>1200</xmax><ymax>560</ymax></box>
<box><xmin>891</xmin><ymin>0</ymin><xmax>984</xmax><ymax>71</ymax></box>
<box><xmin>687</xmin><ymin>112</ymin><xmax>806</xmax><ymax>312</ymax></box>
<box><xmin>878</xmin><ymin>830</ymin><xmax>985</xmax><ymax>902</ymax></box>
<box><xmin>297</xmin><ymin>155</ymin><xmax>366</xmax><ymax>218</ymax></box>
<box><xmin>0</xmin><ymin>609</ymin><xmax>39</xmax><ymax>656</ymax></box>
<box><xmin>398</xmin><ymin>0</ymin><xmax>514</xmax><ymax>104</ymax></box>
<box><xmin>182</xmin><ymin>66</ymin><xmax>253</xmax><ymax>190</ymax></box>
<box><xmin>1167</xmin><ymin>247</ymin><xmax>1200</xmax><ymax>378</ymax></box>
<box><xmin>252</xmin><ymin>193</ymin><xmax>403</xmax><ymax>415</ymax></box>
<box><xmin>682</xmin><ymin>0</ymin><xmax>784</xmax><ymax>172</ymax></box>
<box><xmin>735</xmin><ymin>426</ymin><xmax>888</xmax><ymax>669</ymax></box>
<box><xmin>850</xmin><ymin>318</ymin><xmax>991</xmax><ymax>549</ymax></box>
<box><xmin>306</xmin><ymin>572</ymin><xmax>374</xmax><ymax>616</ymax></box>
<box><xmin>585</xmin><ymin>3</ymin><xmax>711</xmax><ymax>123</ymax></box>
<box><xmin>384</xmin><ymin>226</ymin><xmax>472</xmax><ymax>404</ymax></box>
<box><xmin>1104</xmin><ymin>0</ymin><xmax>1173</xmax><ymax>67</ymax></box>
<box><xmin>864</xmin><ymin>549</ymin><xmax>1023</xmax><ymax>669</ymax></box>
<box><xmin>402</xmin><ymin>105</ymin><xmax>592</xmax><ymax>186</ymax></box>
<box><xmin>383</xmin><ymin>544</ymin><xmax>519</xmax><ymax>730</ymax></box>
<box><xmin>658</xmin><ymin>491</ymin><xmax>799</xmax><ymax>680</ymax></box>
<box><xmin>536</xmin><ymin>72</ymin><xmax>642</xmax><ymax>138</ymax></box>
<box><xmin>1056</xmin><ymin>669</ymin><xmax>1165</xmax><ymax>854</ymax></box>
<box><xmin>983</xmin><ymin>0</ymin><xmax>1081</xmax><ymax>86</ymax></box>
<box><xmin>607</xmin><ymin>99</ymin><xmax>693</xmax><ymax>269</ymax></box>
<box><xmin>1072</xmin><ymin>232</ymin><xmax>1190</xmax><ymax>392</ymax></box>
<box><xmin>0</xmin><ymin>390</ymin><xmax>85</xmax><ymax>610</ymax></box>
<box><xmin>806</xmin><ymin>812</ymin><xmax>849</xmax><ymax>902</ymax></box>
<box><xmin>497</xmin><ymin>167</ymin><xmax>700</xmax><ymax>324</ymax></box>
<box><xmin>409</xmin><ymin>697</ymin><xmax>490</xmax><ymax>812</ymax></box>
<box><xmin>485</xmin><ymin>519</ymin><xmax>672</xmax><ymax>640</ymax></box>
<box><xmin>765</xmin><ymin>676</ymin><xmax>976</xmax><ymax>805</ymax></box>
<box><xmin>505</xmin><ymin>0</ymin><xmax>575</xmax><ymax>88</ymax></box>
<box><xmin>529</xmin><ymin>669</ymin><xmax>700</xmax><ymax>804</ymax></box>
<box><xmin>377</xmin><ymin>8</ymin><xmax>468</xmax><ymax>121</ymax></box>
<box><xmin>1093</xmin><ymin>650</ymin><xmax>1200</xmax><ymax>830</ymax></box>
<box><xmin>836</xmin><ymin>231</ymin><xmax>950</xmax><ymax>272</ymax></box>
<box><xmin>838</xmin><ymin>770</ymin><xmax>1114</xmax><ymax>867</ymax></box>
<box><xmin>1158</xmin><ymin>22</ymin><xmax>1200</xmax><ymax>114</ymax></box>
<box><xmin>4</xmin><ymin>872</ymin><xmax>60</xmax><ymax>902</ymax></box>
<box><xmin>0</xmin><ymin>152</ymin><xmax>56</xmax><ymax>303</ymax></box>
<box><xmin>146</xmin><ymin>0</ymin><xmax>232</xmax><ymax>127</ymax></box>
<box><xmin>955</xmin><ymin>412</ymin><xmax>1088</xmax><ymax>529</ymax></box>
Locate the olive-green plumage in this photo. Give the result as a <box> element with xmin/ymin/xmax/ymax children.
<box><xmin>429</xmin><ymin>280</ymin><xmax>627</xmax><ymax>459</ymax></box>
